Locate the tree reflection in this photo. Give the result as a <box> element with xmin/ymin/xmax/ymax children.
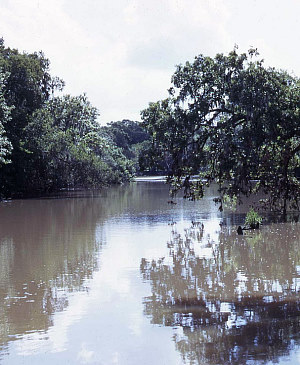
<box><xmin>140</xmin><ymin>223</ymin><xmax>300</xmax><ymax>364</ymax></box>
<box><xmin>0</xmin><ymin>182</ymin><xmax>177</xmax><ymax>356</ymax></box>
<box><xmin>0</xmin><ymin>193</ymin><xmax>109</xmax><ymax>354</ymax></box>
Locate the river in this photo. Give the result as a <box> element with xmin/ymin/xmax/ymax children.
<box><xmin>0</xmin><ymin>181</ymin><xmax>299</xmax><ymax>364</ymax></box>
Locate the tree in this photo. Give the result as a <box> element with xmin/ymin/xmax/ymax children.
<box><xmin>0</xmin><ymin>39</ymin><xmax>135</xmax><ymax>197</ymax></box>
<box><xmin>0</xmin><ymin>38</ymin><xmax>64</xmax><ymax>194</ymax></box>
<box><xmin>102</xmin><ymin>119</ymin><xmax>150</xmax><ymax>173</ymax></box>
<box><xmin>24</xmin><ymin>95</ymin><xmax>134</xmax><ymax>192</ymax></box>
<box><xmin>0</xmin><ymin>70</ymin><xmax>12</xmax><ymax>166</ymax></box>
<box><xmin>141</xmin><ymin>48</ymin><xmax>300</xmax><ymax>216</ymax></box>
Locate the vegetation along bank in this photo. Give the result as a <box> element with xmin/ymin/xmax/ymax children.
<box><xmin>1</xmin><ymin>39</ymin><xmax>299</xmax><ymax>220</ymax></box>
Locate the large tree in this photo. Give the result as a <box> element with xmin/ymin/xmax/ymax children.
<box><xmin>0</xmin><ymin>39</ymin><xmax>134</xmax><ymax>197</ymax></box>
<box><xmin>0</xmin><ymin>38</ymin><xmax>64</xmax><ymax>194</ymax></box>
<box><xmin>24</xmin><ymin>95</ymin><xmax>134</xmax><ymax>192</ymax></box>
<box><xmin>141</xmin><ymin>48</ymin><xmax>300</xmax><ymax>216</ymax></box>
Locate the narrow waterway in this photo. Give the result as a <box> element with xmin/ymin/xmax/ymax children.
<box><xmin>0</xmin><ymin>181</ymin><xmax>299</xmax><ymax>364</ymax></box>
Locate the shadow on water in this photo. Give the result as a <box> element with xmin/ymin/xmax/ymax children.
<box><xmin>140</xmin><ymin>222</ymin><xmax>300</xmax><ymax>365</ymax></box>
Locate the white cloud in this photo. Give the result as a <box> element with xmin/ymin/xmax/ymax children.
<box><xmin>0</xmin><ymin>0</ymin><xmax>299</xmax><ymax>124</ymax></box>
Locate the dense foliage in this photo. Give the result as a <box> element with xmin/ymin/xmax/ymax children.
<box><xmin>141</xmin><ymin>48</ymin><xmax>300</xmax><ymax>216</ymax></box>
<box><xmin>0</xmin><ymin>39</ymin><xmax>138</xmax><ymax>197</ymax></box>
<box><xmin>101</xmin><ymin>119</ymin><xmax>150</xmax><ymax>173</ymax></box>
<box><xmin>0</xmin><ymin>70</ymin><xmax>12</xmax><ymax>165</ymax></box>
<box><xmin>24</xmin><ymin>95</ymin><xmax>136</xmax><ymax>192</ymax></box>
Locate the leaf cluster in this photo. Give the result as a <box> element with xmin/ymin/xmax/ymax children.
<box><xmin>141</xmin><ymin>47</ymin><xmax>300</xmax><ymax>215</ymax></box>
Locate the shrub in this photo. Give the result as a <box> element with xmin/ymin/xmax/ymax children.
<box><xmin>245</xmin><ymin>208</ymin><xmax>262</xmax><ymax>229</ymax></box>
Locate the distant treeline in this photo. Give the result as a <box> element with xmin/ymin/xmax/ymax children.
<box><xmin>0</xmin><ymin>39</ymin><xmax>155</xmax><ymax>198</ymax></box>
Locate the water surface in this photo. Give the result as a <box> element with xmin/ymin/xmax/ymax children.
<box><xmin>0</xmin><ymin>182</ymin><xmax>299</xmax><ymax>364</ymax></box>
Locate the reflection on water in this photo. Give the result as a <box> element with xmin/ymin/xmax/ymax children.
<box><xmin>141</xmin><ymin>222</ymin><xmax>300</xmax><ymax>364</ymax></box>
<box><xmin>0</xmin><ymin>181</ymin><xmax>299</xmax><ymax>364</ymax></box>
<box><xmin>0</xmin><ymin>196</ymin><xmax>107</xmax><ymax>357</ymax></box>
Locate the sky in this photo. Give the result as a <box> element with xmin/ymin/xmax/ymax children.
<box><xmin>0</xmin><ymin>0</ymin><xmax>299</xmax><ymax>124</ymax></box>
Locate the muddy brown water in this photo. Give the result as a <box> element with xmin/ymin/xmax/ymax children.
<box><xmin>0</xmin><ymin>181</ymin><xmax>299</xmax><ymax>364</ymax></box>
